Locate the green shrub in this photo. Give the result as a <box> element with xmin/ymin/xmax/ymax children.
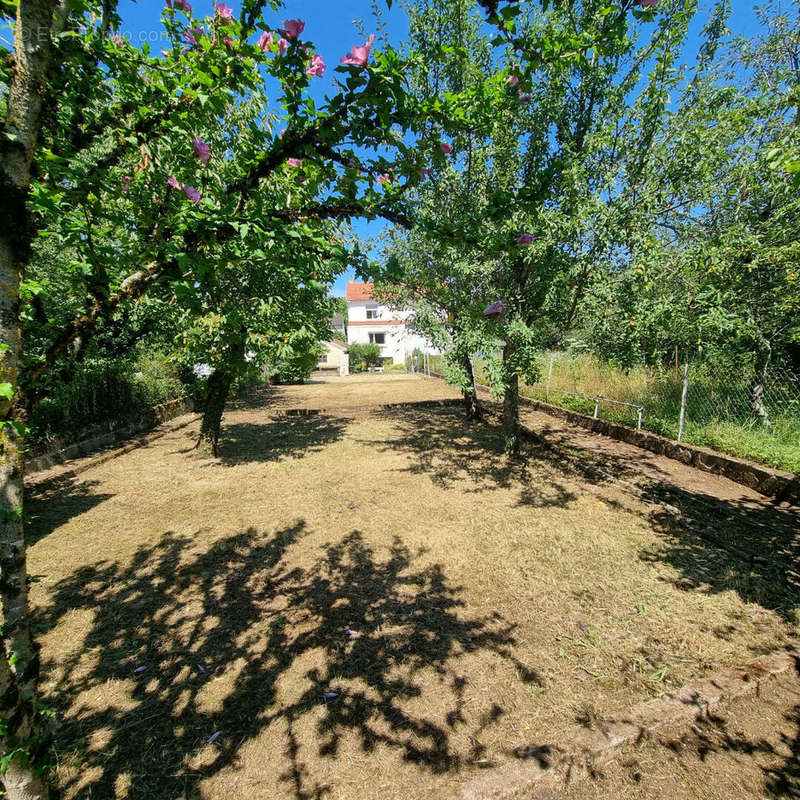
<box><xmin>348</xmin><ymin>343</ymin><xmax>381</xmax><ymax>373</ymax></box>
<box><xmin>28</xmin><ymin>351</ymin><xmax>185</xmax><ymax>446</ymax></box>
<box><xmin>386</xmin><ymin>363</ymin><xmax>407</xmax><ymax>372</ymax></box>
<box><xmin>270</xmin><ymin>342</ymin><xmax>324</xmax><ymax>385</ymax></box>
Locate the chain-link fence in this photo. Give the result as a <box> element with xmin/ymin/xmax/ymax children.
<box><xmin>445</xmin><ymin>352</ymin><xmax>800</xmax><ymax>474</ymax></box>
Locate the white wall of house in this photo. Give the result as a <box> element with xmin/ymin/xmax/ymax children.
<box><xmin>345</xmin><ymin>289</ymin><xmax>439</xmax><ymax>365</ymax></box>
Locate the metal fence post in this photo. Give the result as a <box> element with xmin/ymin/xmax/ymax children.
<box><xmin>678</xmin><ymin>362</ymin><xmax>689</xmax><ymax>442</ymax></box>
<box><xmin>593</xmin><ymin>398</ymin><xmax>600</xmax><ymax>419</ymax></box>
<box><xmin>637</xmin><ymin>407</ymin><xmax>643</xmax><ymax>430</ymax></box>
<box><xmin>546</xmin><ymin>354</ymin><xmax>554</xmax><ymax>403</ymax></box>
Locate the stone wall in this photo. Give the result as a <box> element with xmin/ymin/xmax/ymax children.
<box><xmin>519</xmin><ymin>396</ymin><xmax>799</xmax><ymax>504</ymax></box>
<box><xmin>26</xmin><ymin>397</ymin><xmax>194</xmax><ymax>475</ymax></box>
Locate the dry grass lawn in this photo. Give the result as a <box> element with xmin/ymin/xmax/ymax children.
<box><xmin>252</xmin><ymin>372</ymin><xmax>462</xmax><ymax>411</ymax></box>
<box><xmin>525</xmin><ymin>669</ymin><xmax>800</xmax><ymax>800</ymax></box>
<box><xmin>26</xmin><ymin>374</ymin><xmax>799</xmax><ymax>800</ymax></box>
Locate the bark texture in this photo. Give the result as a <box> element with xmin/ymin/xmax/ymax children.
<box><xmin>199</xmin><ymin>338</ymin><xmax>245</xmax><ymax>457</ymax></box>
<box><xmin>502</xmin><ymin>344</ymin><xmax>520</xmax><ymax>457</ymax></box>
<box><xmin>0</xmin><ymin>1</ymin><xmax>57</xmax><ymax>796</ymax></box>
<box><xmin>459</xmin><ymin>352</ymin><xmax>482</xmax><ymax>421</ymax></box>
<box><xmin>199</xmin><ymin>367</ymin><xmax>235</xmax><ymax>457</ymax></box>
<box><xmin>749</xmin><ymin>339</ymin><xmax>772</xmax><ymax>429</ymax></box>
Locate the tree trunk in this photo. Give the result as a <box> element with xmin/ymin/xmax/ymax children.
<box><xmin>199</xmin><ymin>337</ymin><xmax>246</xmax><ymax>457</ymax></box>
<box><xmin>749</xmin><ymin>339</ymin><xmax>772</xmax><ymax>429</ymax></box>
<box><xmin>502</xmin><ymin>343</ymin><xmax>520</xmax><ymax>457</ymax></box>
<box><xmin>0</xmin><ymin>1</ymin><xmax>57</xmax><ymax>796</ymax></box>
<box><xmin>199</xmin><ymin>368</ymin><xmax>235</xmax><ymax>457</ymax></box>
<box><xmin>459</xmin><ymin>352</ymin><xmax>482</xmax><ymax>421</ymax></box>
<box><xmin>0</xmin><ymin>653</ymin><xmax>49</xmax><ymax>800</ymax></box>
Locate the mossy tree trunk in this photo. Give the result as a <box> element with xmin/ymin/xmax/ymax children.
<box><xmin>199</xmin><ymin>367</ymin><xmax>235</xmax><ymax>457</ymax></box>
<box><xmin>199</xmin><ymin>338</ymin><xmax>245</xmax><ymax>457</ymax></box>
<box><xmin>459</xmin><ymin>352</ymin><xmax>482</xmax><ymax>421</ymax></box>
<box><xmin>0</xmin><ymin>1</ymin><xmax>58</xmax><ymax>797</ymax></box>
<box><xmin>502</xmin><ymin>341</ymin><xmax>520</xmax><ymax>457</ymax></box>
<box><xmin>749</xmin><ymin>337</ymin><xmax>772</xmax><ymax>430</ymax></box>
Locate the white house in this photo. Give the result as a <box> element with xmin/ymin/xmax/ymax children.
<box><xmin>317</xmin><ymin>338</ymin><xmax>348</xmax><ymax>371</ymax></box>
<box><xmin>345</xmin><ymin>282</ymin><xmax>436</xmax><ymax>365</ymax></box>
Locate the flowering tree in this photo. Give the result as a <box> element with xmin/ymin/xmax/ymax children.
<box><xmin>0</xmin><ymin>0</ymin><xmax>439</xmax><ymax>793</ymax></box>
<box><xmin>381</xmin><ymin>0</ymin><xmax>696</xmax><ymax>455</ymax></box>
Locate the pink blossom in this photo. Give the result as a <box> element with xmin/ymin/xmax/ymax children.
<box><xmin>279</xmin><ymin>128</ymin><xmax>286</xmax><ymax>138</ymax></box>
<box><xmin>516</xmin><ymin>233</ymin><xmax>534</xmax><ymax>245</ymax></box>
<box><xmin>214</xmin><ymin>3</ymin><xmax>234</xmax><ymax>21</ymax></box>
<box><xmin>183</xmin><ymin>27</ymin><xmax>203</xmax><ymax>47</ymax></box>
<box><xmin>507</xmin><ymin>74</ymin><xmax>519</xmax><ymax>86</ymax></box>
<box><xmin>169</xmin><ymin>0</ymin><xmax>192</xmax><ymax>12</ymax></box>
<box><xmin>376</xmin><ymin>173</ymin><xmax>391</xmax><ymax>185</ymax></box>
<box><xmin>111</xmin><ymin>33</ymin><xmax>125</xmax><ymax>46</ymax></box>
<box><xmin>483</xmin><ymin>301</ymin><xmax>505</xmax><ymax>317</ymax></box>
<box><xmin>257</xmin><ymin>31</ymin><xmax>273</xmax><ymax>51</ymax></box>
<box><xmin>282</xmin><ymin>19</ymin><xmax>305</xmax><ymax>40</ymax></box>
<box><xmin>287</xmin><ymin>158</ymin><xmax>303</xmax><ymax>168</ymax></box>
<box><xmin>121</xmin><ymin>175</ymin><xmax>133</xmax><ymax>192</ymax></box>
<box><xmin>420</xmin><ymin>167</ymin><xmax>433</xmax><ymax>178</ymax></box>
<box><xmin>340</xmin><ymin>34</ymin><xmax>375</xmax><ymax>67</ymax></box>
<box><xmin>278</xmin><ymin>37</ymin><xmax>288</xmax><ymax>56</ymax></box>
<box><xmin>223</xmin><ymin>36</ymin><xmax>234</xmax><ymax>50</ymax></box>
<box><xmin>306</xmin><ymin>53</ymin><xmax>326</xmax><ymax>78</ymax></box>
<box><xmin>167</xmin><ymin>176</ymin><xmax>182</xmax><ymax>190</ymax></box>
<box><xmin>192</xmin><ymin>136</ymin><xmax>211</xmax><ymax>164</ymax></box>
<box><xmin>183</xmin><ymin>185</ymin><xmax>201</xmax><ymax>203</ymax></box>
<box><xmin>440</xmin><ymin>141</ymin><xmax>453</xmax><ymax>154</ymax></box>
<box><xmin>640</xmin><ymin>0</ymin><xmax>658</xmax><ymax>5</ymax></box>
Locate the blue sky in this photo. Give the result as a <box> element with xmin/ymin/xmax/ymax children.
<box><xmin>7</xmin><ymin>1</ymin><xmax>763</xmax><ymax>295</ymax></box>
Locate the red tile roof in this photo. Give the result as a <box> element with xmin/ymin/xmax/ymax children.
<box><xmin>346</xmin><ymin>281</ymin><xmax>374</xmax><ymax>301</ymax></box>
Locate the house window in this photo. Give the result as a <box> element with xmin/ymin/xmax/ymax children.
<box><xmin>369</xmin><ymin>333</ymin><xmax>386</xmax><ymax>345</ymax></box>
<box><xmin>366</xmin><ymin>307</ymin><xmax>379</xmax><ymax>319</ymax></box>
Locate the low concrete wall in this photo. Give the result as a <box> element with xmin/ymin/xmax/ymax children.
<box><xmin>519</xmin><ymin>396</ymin><xmax>799</xmax><ymax>504</ymax></box>
<box><xmin>455</xmin><ymin>643</ymin><xmax>800</xmax><ymax>800</ymax></box>
<box><xmin>26</xmin><ymin>397</ymin><xmax>194</xmax><ymax>475</ymax></box>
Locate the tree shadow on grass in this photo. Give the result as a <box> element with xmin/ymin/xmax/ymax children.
<box><xmin>25</xmin><ymin>476</ymin><xmax>114</xmax><ymax>545</ymax></box>
<box><xmin>509</xmin><ymin>656</ymin><xmax>800</xmax><ymax>799</ymax></box>
<box><xmin>638</xmin><ymin>482</ymin><xmax>800</xmax><ymax>622</ymax></box>
<box><xmin>647</xmin><ymin>654</ymin><xmax>800</xmax><ymax>798</ymax></box>
<box><xmin>358</xmin><ymin>407</ymin><xmax>587</xmax><ymax>508</ymax></box>
<box><xmin>41</xmin><ymin>523</ymin><xmax>536</xmax><ymax>799</ymax></box>
<box><xmin>188</xmin><ymin>414</ymin><xmax>350</xmax><ymax>466</ymax></box>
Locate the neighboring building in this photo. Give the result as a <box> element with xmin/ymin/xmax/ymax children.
<box><xmin>345</xmin><ymin>282</ymin><xmax>436</xmax><ymax>365</ymax></box>
<box><xmin>318</xmin><ymin>338</ymin><xmax>348</xmax><ymax>371</ymax></box>
<box><xmin>330</xmin><ymin>313</ymin><xmax>346</xmax><ymax>337</ymax></box>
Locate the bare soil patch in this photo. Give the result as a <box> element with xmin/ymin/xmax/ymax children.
<box><xmin>26</xmin><ymin>375</ymin><xmax>799</xmax><ymax>799</ymax></box>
